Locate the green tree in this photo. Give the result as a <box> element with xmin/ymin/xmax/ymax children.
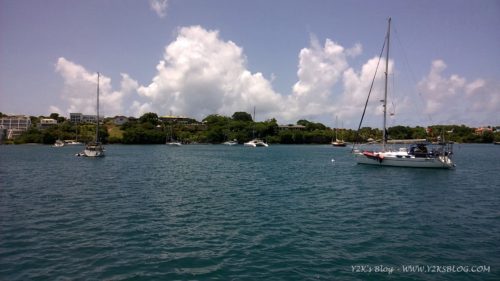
<box><xmin>494</xmin><ymin>132</ymin><xmax>500</xmax><ymax>142</ymax></box>
<box><xmin>139</xmin><ymin>112</ymin><xmax>159</xmax><ymax>125</ymax></box>
<box><xmin>277</xmin><ymin>129</ymin><xmax>306</xmax><ymax>144</ymax></box>
<box><xmin>254</xmin><ymin>119</ymin><xmax>278</xmax><ymax>138</ymax></box>
<box><xmin>387</xmin><ymin>126</ymin><xmax>412</xmax><ymax>140</ymax></box>
<box><xmin>411</xmin><ymin>126</ymin><xmax>427</xmax><ymax>139</ymax></box>
<box><xmin>355</xmin><ymin>127</ymin><xmax>381</xmax><ymax>142</ymax></box>
<box><xmin>30</xmin><ymin>116</ymin><xmax>39</xmax><ymax>127</ymax></box>
<box><xmin>15</xmin><ymin>128</ymin><xmax>43</xmax><ymax>144</ymax></box>
<box><xmin>297</xmin><ymin>119</ymin><xmax>326</xmax><ymax>131</ymax></box>
<box><xmin>278</xmin><ymin>130</ymin><xmax>295</xmax><ymax>144</ymax></box>
<box><xmin>202</xmin><ymin>114</ymin><xmax>233</xmax><ymax>143</ymax></box>
<box><xmin>481</xmin><ymin>131</ymin><xmax>494</xmax><ymax>143</ymax></box>
<box><xmin>203</xmin><ymin>114</ymin><xmax>231</xmax><ymax>126</ymax></box>
<box><xmin>232</xmin><ymin>112</ymin><xmax>253</xmax><ymax>122</ymax></box>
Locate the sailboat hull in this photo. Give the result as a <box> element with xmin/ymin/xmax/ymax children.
<box><xmin>354</xmin><ymin>152</ymin><xmax>454</xmax><ymax>169</ymax></box>
<box><xmin>83</xmin><ymin>151</ymin><xmax>104</xmax><ymax>157</ymax></box>
<box><xmin>332</xmin><ymin>141</ymin><xmax>347</xmax><ymax>147</ymax></box>
<box><xmin>83</xmin><ymin>143</ymin><xmax>105</xmax><ymax>157</ymax></box>
<box><xmin>244</xmin><ymin>139</ymin><xmax>268</xmax><ymax>147</ymax></box>
<box><xmin>83</xmin><ymin>150</ymin><xmax>105</xmax><ymax>157</ymax></box>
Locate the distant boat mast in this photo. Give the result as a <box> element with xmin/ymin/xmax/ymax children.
<box><xmin>96</xmin><ymin>72</ymin><xmax>100</xmax><ymax>143</ymax></box>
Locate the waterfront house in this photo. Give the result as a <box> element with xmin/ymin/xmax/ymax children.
<box><xmin>0</xmin><ymin>115</ymin><xmax>32</xmax><ymax>139</ymax></box>
<box><xmin>70</xmin><ymin>113</ymin><xmax>98</xmax><ymax>124</ymax></box>
<box><xmin>160</xmin><ymin>115</ymin><xmax>196</xmax><ymax>124</ymax></box>
<box><xmin>38</xmin><ymin>118</ymin><xmax>58</xmax><ymax>129</ymax></box>
<box><xmin>475</xmin><ymin>127</ymin><xmax>493</xmax><ymax>135</ymax></box>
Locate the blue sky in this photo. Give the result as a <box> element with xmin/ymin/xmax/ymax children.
<box><xmin>1</xmin><ymin>0</ymin><xmax>499</xmax><ymax>128</ymax></box>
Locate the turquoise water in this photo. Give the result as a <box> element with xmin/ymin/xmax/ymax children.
<box><xmin>1</xmin><ymin>144</ymin><xmax>499</xmax><ymax>280</ymax></box>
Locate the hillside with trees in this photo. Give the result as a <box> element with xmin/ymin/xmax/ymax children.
<box><xmin>5</xmin><ymin>111</ymin><xmax>500</xmax><ymax>145</ymax></box>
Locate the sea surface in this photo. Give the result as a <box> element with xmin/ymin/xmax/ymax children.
<box><xmin>1</xmin><ymin>144</ymin><xmax>499</xmax><ymax>280</ymax></box>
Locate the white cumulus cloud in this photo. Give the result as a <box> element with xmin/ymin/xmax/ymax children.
<box><xmin>338</xmin><ymin>57</ymin><xmax>393</xmax><ymax>125</ymax></box>
<box><xmin>136</xmin><ymin>26</ymin><xmax>284</xmax><ymax>120</ymax></box>
<box><xmin>149</xmin><ymin>0</ymin><xmax>168</xmax><ymax>18</ymax></box>
<box><xmin>418</xmin><ymin>60</ymin><xmax>500</xmax><ymax>125</ymax></box>
<box><xmin>285</xmin><ymin>35</ymin><xmax>385</xmax><ymax>126</ymax></box>
<box><xmin>52</xmin><ymin>26</ymin><xmax>498</xmax><ymax>128</ymax></box>
<box><xmin>54</xmin><ymin>57</ymin><xmax>138</xmax><ymax>116</ymax></box>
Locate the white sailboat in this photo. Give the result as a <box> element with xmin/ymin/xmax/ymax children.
<box><xmin>332</xmin><ymin>116</ymin><xmax>346</xmax><ymax>147</ymax></box>
<box><xmin>223</xmin><ymin>139</ymin><xmax>238</xmax><ymax>146</ymax></box>
<box><xmin>66</xmin><ymin>140</ymin><xmax>82</xmax><ymax>145</ymax></box>
<box><xmin>81</xmin><ymin>72</ymin><xmax>105</xmax><ymax>157</ymax></box>
<box><xmin>244</xmin><ymin>106</ymin><xmax>268</xmax><ymax>147</ymax></box>
<box><xmin>166</xmin><ymin>139</ymin><xmax>182</xmax><ymax>147</ymax></box>
<box><xmin>244</xmin><ymin>139</ymin><xmax>268</xmax><ymax>147</ymax></box>
<box><xmin>353</xmin><ymin>18</ymin><xmax>454</xmax><ymax>169</ymax></box>
<box><xmin>166</xmin><ymin>125</ymin><xmax>182</xmax><ymax>146</ymax></box>
<box><xmin>67</xmin><ymin>125</ymin><xmax>82</xmax><ymax>145</ymax></box>
<box><xmin>53</xmin><ymin>139</ymin><xmax>65</xmax><ymax>147</ymax></box>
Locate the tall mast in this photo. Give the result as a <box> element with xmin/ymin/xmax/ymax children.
<box><xmin>96</xmin><ymin>72</ymin><xmax>100</xmax><ymax>143</ymax></box>
<box><xmin>335</xmin><ymin>115</ymin><xmax>338</xmax><ymax>140</ymax></box>
<box><xmin>253</xmin><ymin>106</ymin><xmax>256</xmax><ymax>138</ymax></box>
<box><xmin>382</xmin><ymin>17</ymin><xmax>391</xmax><ymax>151</ymax></box>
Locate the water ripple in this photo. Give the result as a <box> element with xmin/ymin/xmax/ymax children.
<box><xmin>1</xmin><ymin>144</ymin><xmax>499</xmax><ymax>280</ymax></box>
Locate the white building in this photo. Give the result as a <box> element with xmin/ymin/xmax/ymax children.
<box><xmin>70</xmin><ymin>113</ymin><xmax>98</xmax><ymax>124</ymax></box>
<box><xmin>39</xmin><ymin>118</ymin><xmax>58</xmax><ymax>129</ymax></box>
<box><xmin>0</xmin><ymin>115</ymin><xmax>32</xmax><ymax>139</ymax></box>
<box><xmin>70</xmin><ymin>113</ymin><xmax>82</xmax><ymax>123</ymax></box>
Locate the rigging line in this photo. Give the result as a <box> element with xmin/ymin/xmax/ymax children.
<box><xmin>389</xmin><ymin>72</ymin><xmax>396</xmax><ymax>127</ymax></box>
<box><xmin>388</xmin><ymin>71</ymin><xmax>395</xmax><ymax>114</ymax></box>
<box><xmin>352</xmin><ymin>35</ymin><xmax>387</xmax><ymax>152</ymax></box>
<box><xmin>393</xmin><ymin>25</ymin><xmax>433</xmax><ymax>123</ymax></box>
<box><xmin>391</xmin><ymin>72</ymin><xmax>396</xmax><ymax>116</ymax></box>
